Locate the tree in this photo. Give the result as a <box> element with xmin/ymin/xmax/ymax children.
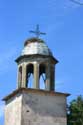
<box><xmin>67</xmin><ymin>95</ymin><xmax>83</xmax><ymax>125</ymax></box>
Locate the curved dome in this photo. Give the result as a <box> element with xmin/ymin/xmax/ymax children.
<box><xmin>21</xmin><ymin>38</ymin><xmax>52</xmax><ymax>56</ymax></box>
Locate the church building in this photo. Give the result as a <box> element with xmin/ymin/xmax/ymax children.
<box><xmin>3</xmin><ymin>25</ymin><xmax>69</xmax><ymax>125</ymax></box>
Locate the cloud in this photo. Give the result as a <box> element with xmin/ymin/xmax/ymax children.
<box><xmin>48</xmin><ymin>0</ymin><xmax>80</xmax><ymax>14</ymax></box>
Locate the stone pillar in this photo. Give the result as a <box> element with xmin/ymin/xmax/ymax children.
<box><xmin>17</xmin><ymin>66</ymin><xmax>22</xmax><ymax>88</ymax></box>
<box><xmin>33</xmin><ymin>62</ymin><xmax>39</xmax><ymax>89</ymax></box>
<box><xmin>17</xmin><ymin>67</ymin><xmax>20</xmax><ymax>88</ymax></box>
<box><xmin>45</xmin><ymin>63</ymin><xmax>51</xmax><ymax>90</ymax></box>
<box><xmin>50</xmin><ymin>64</ymin><xmax>55</xmax><ymax>91</ymax></box>
<box><xmin>45</xmin><ymin>63</ymin><xmax>55</xmax><ymax>91</ymax></box>
<box><xmin>22</xmin><ymin>64</ymin><xmax>27</xmax><ymax>88</ymax></box>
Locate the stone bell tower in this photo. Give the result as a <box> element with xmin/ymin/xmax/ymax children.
<box><xmin>3</xmin><ymin>26</ymin><xmax>69</xmax><ymax>125</ymax></box>
<box><xmin>16</xmin><ymin>37</ymin><xmax>58</xmax><ymax>91</ymax></box>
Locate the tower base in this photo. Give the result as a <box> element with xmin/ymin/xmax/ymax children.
<box><xmin>3</xmin><ymin>88</ymin><xmax>69</xmax><ymax>125</ymax></box>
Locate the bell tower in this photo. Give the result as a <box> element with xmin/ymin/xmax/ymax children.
<box><xmin>3</xmin><ymin>26</ymin><xmax>69</xmax><ymax>125</ymax></box>
<box><xmin>16</xmin><ymin>37</ymin><xmax>58</xmax><ymax>91</ymax></box>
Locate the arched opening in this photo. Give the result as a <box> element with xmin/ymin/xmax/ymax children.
<box><xmin>18</xmin><ymin>66</ymin><xmax>22</xmax><ymax>88</ymax></box>
<box><xmin>26</xmin><ymin>64</ymin><xmax>34</xmax><ymax>88</ymax></box>
<box><xmin>39</xmin><ymin>64</ymin><xmax>46</xmax><ymax>90</ymax></box>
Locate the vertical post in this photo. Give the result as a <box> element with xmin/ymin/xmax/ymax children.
<box><xmin>22</xmin><ymin>64</ymin><xmax>27</xmax><ymax>88</ymax></box>
<box><xmin>45</xmin><ymin>63</ymin><xmax>55</xmax><ymax>91</ymax></box>
<box><xmin>17</xmin><ymin>67</ymin><xmax>20</xmax><ymax>88</ymax></box>
<box><xmin>45</xmin><ymin>63</ymin><xmax>51</xmax><ymax>90</ymax></box>
<box><xmin>33</xmin><ymin>62</ymin><xmax>39</xmax><ymax>89</ymax></box>
<box><xmin>17</xmin><ymin>66</ymin><xmax>22</xmax><ymax>88</ymax></box>
<box><xmin>50</xmin><ymin>64</ymin><xmax>55</xmax><ymax>91</ymax></box>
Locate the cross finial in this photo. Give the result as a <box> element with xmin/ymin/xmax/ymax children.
<box><xmin>29</xmin><ymin>25</ymin><xmax>46</xmax><ymax>38</ymax></box>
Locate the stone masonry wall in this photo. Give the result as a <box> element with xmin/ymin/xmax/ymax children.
<box><xmin>21</xmin><ymin>92</ymin><xmax>67</xmax><ymax>125</ymax></box>
<box><xmin>4</xmin><ymin>94</ymin><xmax>22</xmax><ymax>125</ymax></box>
<box><xmin>4</xmin><ymin>90</ymin><xmax>67</xmax><ymax>125</ymax></box>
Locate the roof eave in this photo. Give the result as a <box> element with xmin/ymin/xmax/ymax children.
<box><xmin>15</xmin><ymin>54</ymin><xmax>58</xmax><ymax>64</ymax></box>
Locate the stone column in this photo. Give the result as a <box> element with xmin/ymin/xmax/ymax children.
<box><xmin>17</xmin><ymin>67</ymin><xmax>20</xmax><ymax>88</ymax></box>
<box><xmin>50</xmin><ymin>64</ymin><xmax>55</xmax><ymax>91</ymax></box>
<box><xmin>33</xmin><ymin>62</ymin><xmax>39</xmax><ymax>89</ymax></box>
<box><xmin>17</xmin><ymin>66</ymin><xmax>22</xmax><ymax>88</ymax></box>
<box><xmin>22</xmin><ymin>64</ymin><xmax>27</xmax><ymax>88</ymax></box>
<box><xmin>45</xmin><ymin>63</ymin><xmax>51</xmax><ymax>90</ymax></box>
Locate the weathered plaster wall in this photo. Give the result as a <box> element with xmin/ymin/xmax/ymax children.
<box><xmin>22</xmin><ymin>92</ymin><xmax>67</xmax><ymax>125</ymax></box>
<box><xmin>4</xmin><ymin>91</ymin><xmax>67</xmax><ymax>125</ymax></box>
<box><xmin>4</xmin><ymin>94</ymin><xmax>22</xmax><ymax>125</ymax></box>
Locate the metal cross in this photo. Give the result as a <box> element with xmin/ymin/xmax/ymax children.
<box><xmin>29</xmin><ymin>24</ymin><xmax>46</xmax><ymax>38</ymax></box>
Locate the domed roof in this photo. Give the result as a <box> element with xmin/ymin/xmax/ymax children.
<box><xmin>21</xmin><ymin>37</ymin><xmax>53</xmax><ymax>56</ymax></box>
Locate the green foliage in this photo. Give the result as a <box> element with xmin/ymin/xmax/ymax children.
<box><xmin>67</xmin><ymin>95</ymin><xmax>83</xmax><ymax>125</ymax></box>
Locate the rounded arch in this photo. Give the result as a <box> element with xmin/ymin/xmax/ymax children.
<box><xmin>26</xmin><ymin>63</ymin><xmax>34</xmax><ymax>88</ymax></box>
<box><xmin>39</xmin><ymin>63</ymin><xmax>46</xmax><ymax>90</ymax></box>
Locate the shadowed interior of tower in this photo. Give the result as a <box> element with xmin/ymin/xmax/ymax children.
<box><xmin>25</xmin><ymin>63</ymin><xmax>46</xmax><ymax>89</ymax></box>
<box><xmin>26</xmin><ymin>64</ymin><xmax>33</xmax><ymax>88</ymax></box>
